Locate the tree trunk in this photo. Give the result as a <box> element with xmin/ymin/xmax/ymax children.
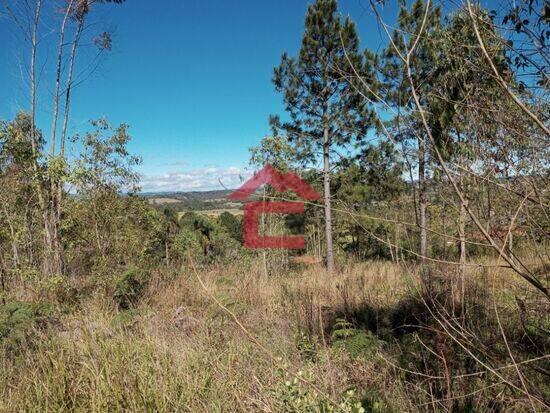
<box><xmin>507</xmin><ymin>209</ymin><xmax>514</xmax><ymax>253</ymax></box>
<box><xmin>387</xmin><ymin>234</ymin><xmax>395</xmax><ymax>262</ymax></box>
<box><xmin>323</xmin><ymin>127</ymin><xmax>335</xmax><ymax>273</ymax></box>
<box><xmin>50</xmin><ymin>0</ymin><xmax>74</xmax><ymax>158</ymax></box>
<box><xmin>29</xmin><ymin>0</ymin><xmax>58</xmax><ymax>276</ymax></box>
<box><xmin>29</xmin><ymin>0</ymin><xmax>42</xmax><ymax>161</ymax></box>
<box><xmin>486</xmin><ymin>183</ymin><xmax>492</xmax><ymax>233</ymax></box>
<box><xmin>25</xmin><ymin>206</ymin><xmax>34</xmax><ymax>267</ymax></box>
<box><xmin>51</xmin><ymin>14</ymin><xmax>84</xmax><ymax>276</ymax></box>
<box><xmin>418</xmin><ymin>136</ymin><xmax>428</xmax><ymax>261</ymax></box>
<box><xmin>59</xmin><ymin>19</ymin><xmax>83</xmax><ymax>159</ymax></box>
<box><xmin>459</xmin><ymin>201</ymin><xmax>467</xmax><ymax>274</ymax></box>
<box><xmin>57</xmin><ymin>18</ymin><xmax>84</xmax><ymax>223</ymax></box>
<box><xmin>458</xmin><ymin>198</ymin><xmax>468</xmax><ymax>308</ymax></box>
<box><xmin>2</xmin><ymin>203</ymin><xmax>20</xmax><ymax>268</ymax></box>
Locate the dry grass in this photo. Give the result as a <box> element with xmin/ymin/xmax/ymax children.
<box><xmin>147</xmin><ymin>197</ymin><xmax>183</xmax><ymax>205</ymax></box>
<box><xmin>0</xmin><ymin>259</ymin><xmax>547</xmax><ymax>412</ymax></box>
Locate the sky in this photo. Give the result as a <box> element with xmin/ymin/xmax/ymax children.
<box><xmin>0</xmin><ymin>0</ymin><xmax>393</xmax><ymax>192</ymax></box>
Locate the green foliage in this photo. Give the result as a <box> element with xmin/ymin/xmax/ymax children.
<box><xmin>173</xmin><ymin>226</ymin><xmax>203</xmax><ymax>261</ymax></box>
<box><xmin>180</xmin><ymin>212</ymin><xmax>215</xmax><ymax>238</ymax></box>
<box><xmin>71</xmin><ymin>118</ymin><xmax>141</xmax><ymax>194</ymax></box>
<box><xmin>0</xmin><ymin>113</ymin><xmax>44</xmax><ymax>273</ymax></box>
<box><xmin>270</xmin><ymin>0</ymin><xmax>376</xmax><ymax>165</ymax></box>
<box><xmin>1</xmin><ymin>2</ymin><xmax>549</xmax><ymax>410</ymax></box>
<box><xmin>113</xmin><ymin>269</ymin><xmax>150</xmax><ymax>309</ymax></box>
<box><xmin>140</xmin><ymin>206</ymin><xmax>171</xmax><ymax>261</ymax></box>
<box><xmin>330</xmin><ymin>318</ymin><xmax>357</xmax><ymax>340</ymax></box>
<box><xmin>331</xmin><ymin>319</ymin><xmax>382</xmax><ymax>359</ymax></box>
<box><xmin>0</xmin><ymin>113</ymin><xmax>43</xmax><ymax>169</ymax></box>
<box><xmin>0</xmin><ymin>301</ymin><xmax>51</xmax><ymax>349</ymax></box>
<box><xmin>428</xmin><ymin>7</ymin><xmax>511</xmax><ymax>159</ymax></box>
<box><xmin>208</xmin><ymin>229</ymin><xmax>242</xmax><ymax>263</ymax></box>
<box><xmin>332</xmin><ymin>140</ymin><xmax>406</xmax><ymax>260</ymax></box>
<box><xmin>334</xmin><ymin>141</ymin><xmax>405</xmax><ymax>206</ymax></box>
<box><xmin>381</xmin><ymin>0</ymin><xmax>442</xmax><ymax>110</ymax></box>
<box><xmin>62</xmin><ymin>194</ymin><xmax>174</xmax><ymax>274</ymax></box>
<box><xmin>218</xmin><ymin>211</ymin><xmax>243</xmax><ymax>243</ymax></box>
<box><xmin>249</xmin><ymin>135</ymin><xmax>298</xmax><ymax>171</ymax></box>
<box><xmin>175</xmin><ymin>212</ymin><xmax>242</xmax><ymax>263</ymax></box>
<box><xmin>295</xmin><ymin>330</ymin><xmax>319</xmax><ymax>362</ymax></box>
<box><xmin>336</xmin><ymin>219</ymin><xmax>393</xmax><ymax>261</ymax></box>
<box><xmin>179</xmin><ymin>211</ymin><xmax>199</xmax><ymax>229</ymax></box>
<box><xmin>499</xmin><ymin>0</ymin><xmax>549</xmax><ymax>87</ymax></box>
<box><xmin>361</xmin><ymin>394</ymin><xmax>393</xmax><ymax>413</ymax></box>
<box><xmin>275</xmin><ymin>369</ymin><xmax>365</xmax><ymax>413</ymax></box>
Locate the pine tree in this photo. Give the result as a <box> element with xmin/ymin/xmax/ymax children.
<box><xmin>380</xmin><ymin>0</ymin><xmax>442</xmax><ymax>263</ymax></box>
<box><xmin>270</xmin><ymin>0</ymin><xmax>376</xmax><ymax>272</ymax></box>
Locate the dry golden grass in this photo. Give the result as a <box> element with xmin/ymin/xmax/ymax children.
<box><xmin>1</xmin><ymin>258</ymin><xmax>547</xmax><ymax>412</ymax></box>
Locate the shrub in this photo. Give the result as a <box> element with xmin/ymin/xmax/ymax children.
<box><xmin>218</xmin><ymin>211</ymin><xmax>243</xmax><ymax>243</ymax></box>
<box><xmin>274</xmin><ymin>369</ymin><xmax>365</xmax><ymax>413</ymax></box>
<box><xmin>179</xmin><ymin>211</ymin><xmax>200</xmax><ymax>229</ymax></box>
<box><xmin>208</xmin><ymin>229</ymin><xmax>242</xmax><ymax>262</ymax></box>
<box><xmin>295</xmin><ymin>330</ymin><xmax>319</xmax><ymax>362</ymax></box>
<box><xmin>173</xmin><ymin>226</ymin><xmax>203</xmax><ymax>261</ymax></box>
<box><xmin>331</xmin><ymin>319</ymin><xmax>382</xmax><ymax>359</ymax></box>
<box><xmin>113</xmin><ymin>269</ymin><xmax>150</xmax><ymax>309</ymax></box>
<box><xmin>0</xmin><ymin>301</ymin><xmax>51</xmax><ymax>350</ymax></box>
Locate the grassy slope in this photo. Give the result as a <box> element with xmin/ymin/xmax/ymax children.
<box><xmin>0</xmin><ymin>260</ymin><xmax>547</xmax><ymax>412</ymax></box>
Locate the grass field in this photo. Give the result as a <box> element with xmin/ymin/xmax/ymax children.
<box><xmin>1</xmin><ymin>258</ymin><xmax>546</xmax><ymax>412</ymax></box>
<box><xmin>181</xmin><ymin>208</ymin><xmax>243</xmax><ymax>218</ymax></box>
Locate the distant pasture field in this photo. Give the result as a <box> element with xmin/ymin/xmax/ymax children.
<box><xmin>178</xmin><ymin>208</ymin><xmax>243</xmax><ymax>218</ymax></box>
<box><xmin>147</xmin><ymin>197</ymin><xmax>183</xmax><ymax>205</ymax></box>
<box><xmin>143</xmin><ymin>190</ymin><xmax>242</xmax><ymax>216</ymax></box>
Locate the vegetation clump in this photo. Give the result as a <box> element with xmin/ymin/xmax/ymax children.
<box><xmin>331</xmin><ymin>319</ymin><xmax>382</xmax><ymax>359</ymax></box>
<box><xmin>0</xmin><ymin>301</ymin><xmax>51</xmax><ymax>350</ymax></box>
<box><xmin>113</xmin><ymin>269</ymin><xmax>150</xmax><ymax>309</ymax></box>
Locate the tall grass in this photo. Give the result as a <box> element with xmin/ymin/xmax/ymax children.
<box><xmin>1</xmin><ymin>259</ymin><xmax>548</xmax><ymax>412</ymax></box>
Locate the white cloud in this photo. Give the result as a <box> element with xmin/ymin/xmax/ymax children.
<box><xmin>139</xmin><ymin>166</ymin><xmax>251</xmax><ymax>193</ymax></box>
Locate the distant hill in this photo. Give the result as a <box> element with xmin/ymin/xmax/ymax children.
<box><xmin>140</xmin><ymin>189</ymin><xmax>240</xmax><ymax>212</ymax></box>
<box><xmin>140</xmin><ymin>189</ymin><xmax>233</xmax><ymax>201</ymax></box>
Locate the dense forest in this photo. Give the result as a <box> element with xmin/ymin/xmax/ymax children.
<box><xmin>0</xmin><ymin>0</ymin><xmax>548</xmax><ymax>411</ymax></box>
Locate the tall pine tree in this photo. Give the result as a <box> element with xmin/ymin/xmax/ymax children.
<box><xmin>380</xmin><ymin>0</ymin><xmax>442</xmax><ymax>263</ymax></box>
<box><xmin>270</xmin><ymin>0</ymin><xmax>376</xmax><ymax>272</ymax></box>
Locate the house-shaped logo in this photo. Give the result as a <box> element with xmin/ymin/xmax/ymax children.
<box><xmin>228</xmin><ymin>164</ymin><xmax>320</xmax><ymax>249</ymax></box>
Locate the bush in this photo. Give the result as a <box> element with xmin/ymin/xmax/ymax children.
<box><xmin>173</xmin><ymin>226</ymin><xmax>203</xmax><ymax>262</ymax></box>
<box><xmin>331</xmin><ymin>319</ymin><xmax>382</xmax><ymax>359</ymax></box>
<box><xmin>113</xmin><ymin>269</ymin><xmax>150</xmax><ymax>309</ymax></box>
<box><xmin>218</xmin><ymin>211</ymin><xmax>243</xmax><ymax>243</ymax></box>
<box><xmin>274</xmin><ymin>369</ymin><xmax>366</xmax><ymax>413</ymax></box>
<box><xmin>179</xmin><ymin>211</ymin><xmax>200</xmax><ymax>229</ymax></box>
<box><xmin>208</xmin><ymin>229</ymin><xmax>242</xmax><ymax>262</ymax></box>
<box><xmin>0</xmin><ymin>301</ymin><xmax>51</xmax><ymax>350</ymax></box>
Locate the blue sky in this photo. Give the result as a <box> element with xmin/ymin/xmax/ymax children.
<box><xmin>0</xmin><ymin>0</ymin><xmax>392</xmax><ymax>192</ymax></box>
